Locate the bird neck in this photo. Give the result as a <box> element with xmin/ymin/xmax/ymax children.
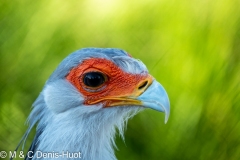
<box><xmin>30</xmin><ymin>103</ymin><xmax>140</xmax><ymax>160</ymax></box>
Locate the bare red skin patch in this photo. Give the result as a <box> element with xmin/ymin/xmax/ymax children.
<box><xmin>66</xmin><ymin>58</ymin><xmax>150</xmax><ymax>106</ymax></box>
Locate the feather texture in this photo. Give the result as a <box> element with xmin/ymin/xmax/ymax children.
<box><xmin>19</xmin><ymin>48</ymin><xmax>149</xmax><ymax>160</ymax></box>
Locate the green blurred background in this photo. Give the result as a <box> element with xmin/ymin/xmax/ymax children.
<box><xmin>1</xmin><ymin>0</ymin><xmax>240</xmax><ymax>159</ymax></box>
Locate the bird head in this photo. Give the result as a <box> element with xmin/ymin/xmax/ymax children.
<box><xmin>43</xmin><ymin>48</ymin><xmax>169</xmax><ymax>119</ymax></box>
<box><xmin>21</xmin><ymin>48</ymin><xmax>170</xmax><ymax>160</ymax></box>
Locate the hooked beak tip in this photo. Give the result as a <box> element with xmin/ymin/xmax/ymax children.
<box><xmin>163</xmin><ymin>103</ymin><xmax>170</xmax><ymax>123</ymax></box>
<box><xmin>138</xmin><ymin>80</ymin><xmax>170</xmax><ymax>124</ymax></box>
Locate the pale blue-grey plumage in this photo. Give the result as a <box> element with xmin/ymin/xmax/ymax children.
<box><xmin>14</xmin><ymin>48</ymin><xmax>170</xmax><ymax>160</ymax></box>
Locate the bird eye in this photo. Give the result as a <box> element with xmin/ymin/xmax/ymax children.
<box><xmin>83</xmin><ymin>72</ymin><xmax>106</xmax><ymax>88</ymax></box>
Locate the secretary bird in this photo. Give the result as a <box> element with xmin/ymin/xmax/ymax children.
<box><xmin>15</xmin><ymin>48</ymin><xmax>170</xmax><ymax>160</ymax></box>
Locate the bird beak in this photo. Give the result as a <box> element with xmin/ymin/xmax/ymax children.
<box><xmin>136</xmin><ymin>80</ymin><xmax>170</xmax><ymax>123</ymax></box>
<box><xmin>100</xmin><ymin>79</ymin><xmax>170</xmax><ymax>123</ymax></box>
<box><xmin>88</xmin><ymin>75</ymin><xmax>170</xmax><ymax>123</ymax></box>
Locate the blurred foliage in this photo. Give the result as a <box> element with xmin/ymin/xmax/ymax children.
<box><xmin>0</xmin><ymin>0</ymin><xmax>240</xmax><ymax>160</ymax></box>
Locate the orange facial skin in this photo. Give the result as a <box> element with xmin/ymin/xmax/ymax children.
<box><xmin>66</xmin><ymin>58</ymin><xmax>153</xmax><ymax>107</ymax></box>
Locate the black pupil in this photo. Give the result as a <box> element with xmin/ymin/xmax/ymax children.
<box><xmin>83</xmin><ymin>72</ymin><xmax>105</xmax><ymax>87</ymax></box>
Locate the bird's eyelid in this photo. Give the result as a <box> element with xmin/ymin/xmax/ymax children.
<box><xmin>82</xmin><ymin>68</ymin><xmax>110</xmax><ymax>77</ymax></box>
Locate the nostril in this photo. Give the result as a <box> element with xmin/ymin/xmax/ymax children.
<box><xmin>138</xmin><ymin>81</ymin><xmax>148</xmax><ymax>90</ymax></box>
